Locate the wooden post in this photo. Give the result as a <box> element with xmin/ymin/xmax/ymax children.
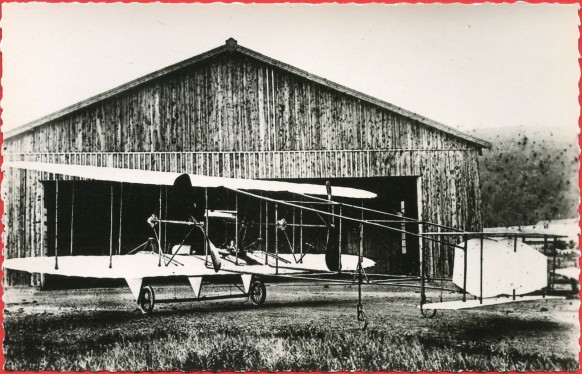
<box><xmin>163</xmin><ymin>186</ymin><xmax>167</xmax><ymax>251</ymax></box>
<box><xmin>544</xmin><ymin>235</ymin><xmax>549</xmax><ymax>287</ymax></box>
<box><xmin>417</xmin><ymin>177</ymin><xmax>425</xmax><ymax>303</ymax></box>
<box><xmin>292</xmin><ymin>207</ymin><xmax>296</xmax><ymax>252</ymax></box>
<box><xmin>109</xmin><ymin>184</ymin><xmax>114</xmax><ymax>268</ymax></box>
<box><xmin>513</xmin><ymin>235</ymin><xmax>517</xmax><ymax>300</ymax></box>
<box><xmin>70</xmin><ymin>181</ymin><xmax>75</xmax><ymax>256</ymax></box>
<box><xmin>359</xmin><ymin>222</ymin><xmax>364</xmax><ymax>260</ymax></box>
<box><xmin>40</xmin><ymin>183</ymin><xmax>46</xmax><ymax>287</ymax></box>
<box><xmin>552</xmin><ymin>237</ymin><xmax>557</xmax><ymax>290</ymax></box>
<box><xmin>158</xmin><ymin>186</ymin><xmax>162</xmax><ymax>266</ymax></box>
<box><xmin>400</xmin><ymin>201</ymin><xmax>407</xmax><ymax>254</ymax></box>
<box><xmin>462</xmin><ymin>235</ymin><xmax>468</xmax><ymax>302</ymax></box>
<box><xmin>360</xmin><ymin>201</ymin><xmax>364</xmax><ymax>255</ymax></box>
<box><xmin>23</xmin><ymin>169</ymin><xmax>27</xmax><ymax>262</ymax></box>
<box><xmin>420</xmin><ymin>223</ymin><xmax>426</xmax><ymax>304</ymax></box>
<box><xmin>275</xmin><ymin>202</ymin><xmax>279</xmax><ymax>274</ymax></box>
<box><xmin>479</xmin><ymin>234</ymin><xmax>483</xmax><ymax>304</ymax></box>
<box><xmin>235</xmin><ymin>193</ymin><xmax>239</xmax><ymax>265</ymax></box>
<box><xmin>205</xmin><ymin>188</ymin><xmax>209</xmax><ymax>266</ymax></box>
<box><xmin>338</xmin><ymin>204</ymin><xmax>342</xmax><ymax>273</ymax></box>
<box><xmin>265</xmin><ymin>201</ymin><xmax>269</xmax><ymax>265</ymax></box>
<box><xmin>259</xmin><ymin>194</ymin><xmax>263</xmax><ymax>250</ymax></box>
<box><xmin>358</xmin><ymin>219</ymin><xmax>364</xmax><ymax>306</ymax></box>
<box><xmin>300</xmin><ymin>205</ymin><xmax>303</xmax><ymax>258</ymax></box>
<box><xmin>54</xmin><ymin>180</ymin><xmax>59</xmax><ymax>270</ymax></box>
<box><xmin>118</xmin><ymin>184</ymin><xmax>123</xmax><ymax>255</ymax></box>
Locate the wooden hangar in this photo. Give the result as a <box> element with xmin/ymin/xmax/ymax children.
<box><xmin>2</xmin><ymin>37</ymin><xmax>491</xmax><ymax>286</ymax></box>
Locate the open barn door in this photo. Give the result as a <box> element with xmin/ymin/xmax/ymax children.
<box><xmin>278</xmin><ymin>176</ymin><xmax>420</xmax><ymax>276</ymax></box>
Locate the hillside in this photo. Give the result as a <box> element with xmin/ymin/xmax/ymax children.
<box><xmin>467</xmin><ymin>126</ymin><xmax>579</xmax><ymax>227</ymax></box>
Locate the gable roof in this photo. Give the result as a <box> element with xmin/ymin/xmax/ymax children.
<box><xmin>4</xmin><ymin>37</ymin><xmax>491</xmax><ymax>149</ymax></box>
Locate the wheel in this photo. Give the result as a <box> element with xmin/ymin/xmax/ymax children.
<box><xmin>138</xmin><ymin>286</ymin><xmax>155</xmax><ymax>315</ymax></box>
<box><xmin>420</xmin><ymin>300</ymin><xmax>437</xmax><ymax>319</ymax></box>
<box><xmin>357</xmin><ymin>309</ymin><xmax>368</xmax><ymax>331</ymax></box>
<box><xmin>248</xmin><ymin>280</ymin><xmax>266</xmax><ymax>306</ymax></box>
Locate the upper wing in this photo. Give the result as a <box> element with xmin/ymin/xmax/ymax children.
<box><xmin>4</xmin><ymin>160</ymin><xmax>181</xmax><ymax>185</ymax></box>
<box><xmin>4</xmin><ymin>161</ymin><xmax>376</xmax><ymax>199</ymax></box>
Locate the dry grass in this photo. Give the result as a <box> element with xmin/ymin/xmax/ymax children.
<box><xmin>3</xmin><ymin>284</ymin><xmax>580</xmax><ymax>371</ymax></box>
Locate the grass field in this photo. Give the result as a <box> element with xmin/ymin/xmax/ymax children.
<box><xmin>3</xmin><ymin>284</ymin><xmax>580</xmax><ymax>371</ymax></box>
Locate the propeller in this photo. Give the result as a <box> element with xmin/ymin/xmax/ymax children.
<box><xmin>173</xmin><ymin>174</ymin><xmax>196</xmax><ymax>219</ymax></box>
<box><xmin>188</xmin><ymin>215</ymin><xmax>222</xmax><ymax>273</ymax></box>
<box><xmin>172</xmin><ymin>175</ymin><xmax>221</xmax><ymax>272</ymax></box>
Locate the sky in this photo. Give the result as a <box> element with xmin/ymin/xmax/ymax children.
<box><xmin>1</xmin><ymin>3</ymin><xmax>579</xmax><ymax>140</ymax></box>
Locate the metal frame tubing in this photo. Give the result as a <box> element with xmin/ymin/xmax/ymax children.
<box><xmin>462</xmin><ymin>235</ymin><xmax>468</xmax><ymax>302</ymax></box>
<box><xmin>156</xmin><ymin>293</ymin><xmax>249</xmax><ymax>304</ymax></box>
<box><xmin>232</xmin><ymin>188</ymin><xmax>448</xmax><ymax>247</ymax></box>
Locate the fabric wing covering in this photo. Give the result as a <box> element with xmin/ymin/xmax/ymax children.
<box><xmin>4</xmin><ymin>161</ymin><xmax>376</xmax><ymax>199</ymax></box>
<box><xmin>452</xmin><ymin>238</ymin><xmax>547</xmax><ymax>298</ymax></box>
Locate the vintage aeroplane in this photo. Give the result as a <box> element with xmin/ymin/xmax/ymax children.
<box><xmin>2</xmin><ymin>161</ymin><xmax>567</xmax><ymax>327</ymax></box>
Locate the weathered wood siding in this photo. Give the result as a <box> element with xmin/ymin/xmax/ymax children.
<box><xmin>6</xmin><ymin>52</ymin><xmax>472</xmax><ymax>153</ymax></box>
<box><xmin>3</xmin><ymin>51</ymin><xmax>483</xmax><ymax>282</ymax></box>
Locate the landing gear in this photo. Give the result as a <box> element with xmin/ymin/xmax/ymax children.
<box><xmin>138</xmin><ymin>285</ymin><xmax>155</xmax><ymax>315</ymax></box>
<box><xmin>248</xmin><ymin>279</ymin><xmax>266</xmax><ymax>306</ymax></box>
<box><xmin>420</xmin><ymin>299</ymin><xmax>437</xmax><ymax>319</ymax></box>
<box><xmin>357</xmin><ymin>304</ymin><xmax>368</xmax><ymax>330</ymax></box>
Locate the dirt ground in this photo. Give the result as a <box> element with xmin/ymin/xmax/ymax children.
<box><xmin>3</xmin><ymin>283</ymin><xmax>580</xmax><ymax>371</ymax></box>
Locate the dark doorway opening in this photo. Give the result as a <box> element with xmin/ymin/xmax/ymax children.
<box><xmin>41</xmin><ymin>176</ymin><xmax>420</xmax><ymax>287</ymax></box>
<box><xmin>43</xmin><ymin>181</ymin><xmax>164</xmax><ymax>257</ymax></box>
<box><xmin>280</xmin><ymin>176</ymin><xmax>420</xmax><ymax>276</ymax></box>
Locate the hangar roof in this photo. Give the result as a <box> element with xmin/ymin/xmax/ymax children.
<box><xmin>4</xmin><ymin>37</ymin><xmax>491</xmax><ymax>149</ymax></box>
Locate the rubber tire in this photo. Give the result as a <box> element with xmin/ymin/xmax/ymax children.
<box><xmin>248</xmin><ymin>280</ymin><xmax>267</xmax><ymax>306</ymax></box>
<box><xmin>420</xmin><ymin>300</ymin><xmax>437</xmax><ymax>319</ymax></box>
<box><xmin>139</xmin><ymin>286</ymin><xmax>155</xmax><ymax>315</ymax></box>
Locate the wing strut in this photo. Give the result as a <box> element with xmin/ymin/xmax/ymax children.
<box><xmin>54</xmin><ymin>179</ymin><xmax>59</xmax><ymax>270</ymax></box>
<box><xmin>356</xmin><ymin>204</ymin><xmax>368</xmax><ymax>330</ymax></box>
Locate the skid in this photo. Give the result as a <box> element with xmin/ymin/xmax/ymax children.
<box><xmin>156</xmin><ymin>293</ymin><xmax>249</xmax><ymax>304</ymax></box>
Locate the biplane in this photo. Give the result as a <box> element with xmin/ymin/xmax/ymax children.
<box><xmin>2</xmin><ymin>161</ymin><xmax>568</xmax><ymax>328</ymax></box>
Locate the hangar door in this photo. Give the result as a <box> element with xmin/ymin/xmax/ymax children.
<box><xmin>284</xmin><ymin>177</ymin><xmax>420</xmax><ymax>276</ymax></box>
<box><xmin>42</xmin><ymin>176</ymin><xmax>419</xmax><ymax>277</ymax></box>
<box><xmin>42</xmin><ymin>181</ymin><xmax>164</xmax><ymax>258</ymax></box>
